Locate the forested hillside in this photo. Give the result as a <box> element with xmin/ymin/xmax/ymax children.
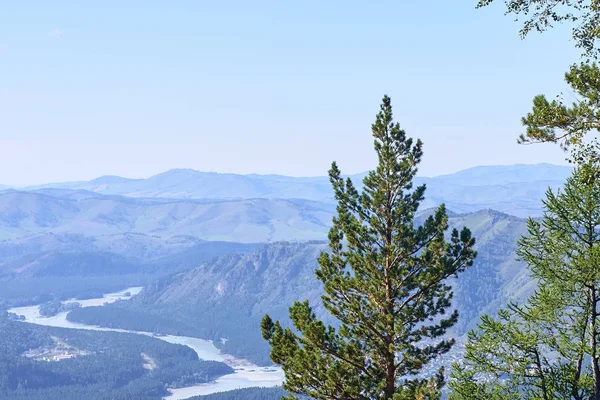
<box><xmin>0</xmin><ymin>235</ymin><xmax>258</xmax><ymax>308</ymax></box>
<box><xmin>0</xmin><ymin>316</ymin><xmax>232</xmax><ymax>400</ymax></box>
<box><xmin>68</xmin><ymin>208</ymin><xmax>530</xmax><ymax>365</ymax></box>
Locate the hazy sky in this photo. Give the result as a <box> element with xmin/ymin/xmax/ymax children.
<box><xmin>0</xmin><ymin>1</ymin><xmax>581</xmax><ymax>185</ymax></box>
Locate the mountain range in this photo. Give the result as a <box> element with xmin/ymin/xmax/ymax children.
<box><xmin>0</xmin><ymin>163</ymin><xmax>569</xmax><ymax>309</ymax></box>
<box><xmin>0</xmin><ymin>163</ymin><xmax>572</xmax><ymax>251</ymax></box>
<box><xmin>0</xmin><ymin>162</ymin><xmax>572</xmax><ymax>399</ymax></box>
<box><xmin>8</xmin><ymin>163</ymin><xmax>572</xmax><ymax>217</ymax></box>
<box><xmin>0</xmin><ymin>191</ymin><xmax>333</xmax><ymax>243</ymax></box>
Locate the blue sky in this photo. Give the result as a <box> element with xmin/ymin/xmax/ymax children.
<box><xmin>0</xmin><ymin>1</ymin><xmax>581</xmax><ymax>185</ymax></box>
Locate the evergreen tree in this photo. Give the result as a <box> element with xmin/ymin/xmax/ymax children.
<box><xmin>261</xmin><ymin>96</ymin><xmax>477</xmax><ymax>400</ymax></box>
<box><xmin>518</xmin><ymin>62</ymin><xmax>600</xmax><ymax>149</ymax></box>
<box><xmin>449</xmin><ymin>148</ymin><xmax>600</xmax><ymax>400</ymax></box>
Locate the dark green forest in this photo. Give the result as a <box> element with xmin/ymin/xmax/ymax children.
<box><xmin>0</xmin><ymin>274</ymin><xmax>151</xmax><ymax>308</ymax></box>
<box><xmin>0</xmin><ymin>241</ymin><xmax>259</xmax><ymax>308</ymax></box>
<box><xmin>0</xmin><ymin>316</ymin><xmax>233</xmax><ymax>400</ymax></box>
<box><xmin>66</xmin><ymin>302</ymin><xmax>275</xmax><ymax>365</ymax></box>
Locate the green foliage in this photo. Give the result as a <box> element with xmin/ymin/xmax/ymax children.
<box><xmin>261</xmin><ymin>96</ymin><xmax>477</xmax><ymax>400</ymax></box>
<box><xmin>517</xmin><ymin>63</ymin><xmax>600</xmax><ymax>149</ymax></box>
<box><xmin>476</xmin><ymin>0</ymin><xmax>600</xmax><ymax>60</ymax></box>
<box><xmin>449</xmin><ymin>161</ymin><xmax>600</xmax><ymax>399</ymax></box>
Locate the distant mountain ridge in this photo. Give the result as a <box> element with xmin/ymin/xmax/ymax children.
<box><xmin>431</xmin><ymin>163</ymin><xmax>572</xmax><ymax>185</ymax></box>
<box><xmin>11</xmin><ymin>163</ymin><xmax>573</xmax><ymax>218</ymax></box>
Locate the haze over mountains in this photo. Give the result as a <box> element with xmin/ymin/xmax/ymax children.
<box><xmin>2</xmin><ymin>164</ymin><xmax>557</xmax><ymax>359</ymax></box>
<box><xmin>22</xmin><ymin>163</ymin><xmax>571</xmax><ymax>201</ymax></box>
<box><xmin>0</xmin><ymin>191</ymin><xmax>333</xmax><ymax>243</ymax></box>
<box><xmin>0</xmin><ymin>162</ymin><xmax>573</xmax><ymax>399</ymax></box>
<box><xmin>0</xmin><ymin>164</ymin><xmax>572</xmax><ymax>234</ymax></box>
<box><xmin>0</xmin><ymin>163</ymin><xmax>570</xmax><ymax>305</ymax></box>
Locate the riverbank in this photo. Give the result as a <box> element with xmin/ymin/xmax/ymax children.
<box><xmin>8</xmin><ymin>287</ymin><xmax>283</xmax><ymax>400</ymax></box>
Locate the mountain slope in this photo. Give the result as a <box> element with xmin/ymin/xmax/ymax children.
<box><xmin>0</xmin><ymin>191</ymin><xmax>334</xmax><ymax>243</ymax></box>
<box><xmin>0</xmin><ymin>229</ymin><xmax>260</xmax><ymax>307</ymax></box>
<box><xmin>68</xmin><ymin>209</ymin><xmax>531</xmax><ymax>365</ymax></box>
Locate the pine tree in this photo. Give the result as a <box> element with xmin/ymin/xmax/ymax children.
<box><xmin>517</xmin><ymin>62</ymin><xmax>600</xmax><ymax>149</ymax></box>
<box><xmin>449</xmin><ymin>147</ymin><xmax>600</xmax><ymax>400</ymax></box>
<box><xmin>261</xmin><ymin>96</ymin><xmax>477</xmax><ymax>400</ymax></box>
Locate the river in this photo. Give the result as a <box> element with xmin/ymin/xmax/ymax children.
<box><xmin>8</xmin><ymin>287</ymin><xmax>284</xmax><ymax>400</ymax></box>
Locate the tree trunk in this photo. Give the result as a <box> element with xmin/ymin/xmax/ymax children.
<box><xmin>590</xmin><ymin>287</ymin><xmax>600</xmax><ymax>400</ymax></box>
<box><xmin>384</xmin><ymin>179</ymin><xmax>396</xmax><ymax>400</ymax></box>
<box><xmin>385</xmin><ymin>348</ymin><xmax>395</xmax><ymax>399</ymax></box>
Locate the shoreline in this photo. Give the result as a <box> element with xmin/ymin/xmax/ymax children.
<box><xmin>8</xmin><ymin>286</ymin><xmax>284</xmax><ymax>400</ymax></box>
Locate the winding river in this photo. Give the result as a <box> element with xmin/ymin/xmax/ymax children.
<box><xmin>8</xmin><ymin>287</ymin><xmax>284</xmax><ymax>400</ymax></box>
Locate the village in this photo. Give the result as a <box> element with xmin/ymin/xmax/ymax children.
<box><xmin>22</xmin><ymin>336</ymin><xmax>92</xmax><ymax>362</ymax></box>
